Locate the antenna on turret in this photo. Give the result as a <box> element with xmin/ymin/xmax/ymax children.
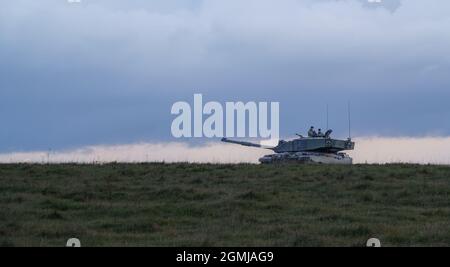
<box><xmin>326</xmin><ymin>104</ymin><xmax>329</xmax><ymax>130</ymax></box>
<box><xmin>347</xmin><ymin>101</ymin><xmax>351</xmax><ymax>140</ymax></box>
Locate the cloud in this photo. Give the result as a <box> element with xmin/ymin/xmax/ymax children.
<box><xmin>358</xmin><ymin>0</ymin><xmax>402</xmax><ymax>12</ymax></box>
<box><xmin>0</xmin><ymin>141</ymin><xmax>266</xmax><ymax>164</ymax></box>
<box><xmin>348</xmin><ymin>136</ymin><xmax>450</xmax><ymax>164</ymax></box>
<box><xmin>1</xmin><ymin>137</ymin><xmax>450</xmax><ymax>165</ymax></box>
<box><xmin>1</xmin><ymin>1</ymin><xmax>450</xmax><ymax>152</ymax></box>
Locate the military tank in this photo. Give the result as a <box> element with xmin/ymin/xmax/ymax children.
<box><xmin>221</xmin><ymin>129</ymin><xmax>355</xmax><ymax>164</ymax></box>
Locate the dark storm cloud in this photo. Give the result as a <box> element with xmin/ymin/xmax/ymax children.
<box><xmin>1</xmin><ymin>0</ymin><xmax>450</xmax><ymax>152</ymax></box>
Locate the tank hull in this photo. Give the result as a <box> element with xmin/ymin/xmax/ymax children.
<box><xmin>259</xmin><ymin>152</ymin><xmax>353</xmax><ymax>165</ymax></box>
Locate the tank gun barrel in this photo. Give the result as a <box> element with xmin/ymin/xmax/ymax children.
<box><xmin>221</xmin><ymin>138</ymin><xmax>274</xmax><ymax>150</ymax></box>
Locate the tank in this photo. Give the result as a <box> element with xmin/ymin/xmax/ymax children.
<box><xmin>221</xmin><ymin>129</ymin><xmax>355</xmax><ymax>164</ymax></box>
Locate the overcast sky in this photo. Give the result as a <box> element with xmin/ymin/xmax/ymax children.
<box><xmin>1</xmin><ymin>0</ymin><xmax>450</xmax><ymax>153</ymax></box>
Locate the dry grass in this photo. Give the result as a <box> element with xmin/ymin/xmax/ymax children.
<box><xmin>0</xmin><ymin>163</ymin><xmax>450</xmax><ymax>247</ymax></box>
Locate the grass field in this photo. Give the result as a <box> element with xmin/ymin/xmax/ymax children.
<box><xmin>1</xmin><ymin>163</ymin><xmax>450</xmax><ymax>247</ymax></box>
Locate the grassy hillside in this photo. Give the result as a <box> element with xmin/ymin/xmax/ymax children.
<box><xmin>0</xmin><ymin>163</ymin><xmax>450</xmax><ymax>247</ymax></box>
